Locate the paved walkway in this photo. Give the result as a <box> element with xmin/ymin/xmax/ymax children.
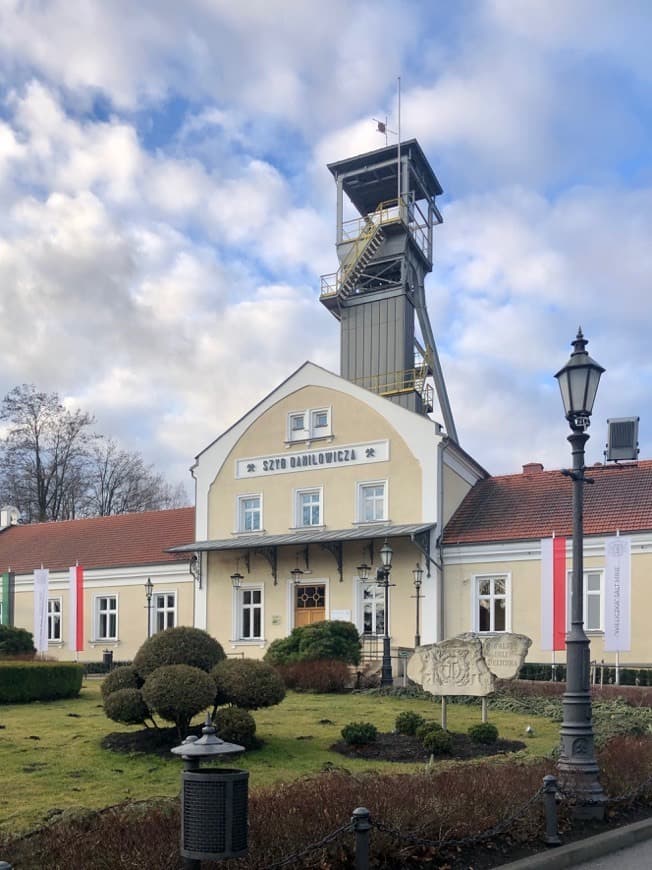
<box><xmin>499</xmin><ymin>817</ymin><xmax>652</xmax><ymax>869</ymax></box>
<box><xmin>573</xmin><ymin>835</ymin><xmax>652</xmax><ymax>869</ymax></box>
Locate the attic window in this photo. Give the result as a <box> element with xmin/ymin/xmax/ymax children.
<box><xmin>287</xmin><ymin>408</ymin><xmax>332</xmax><ymax>442</ymax></box>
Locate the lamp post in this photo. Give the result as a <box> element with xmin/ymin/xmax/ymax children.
<box><xmin>554</xmin><ymin>328</ymin><xmax>606</xmax><ymax>818</ymax></box>
<box><xmin>411</xmin><ymin>563</ymin><xmax>424</xmax><ymax>648</ymax></box>
<box><xmin>144</xmin><ymin>577</ymin><xmax>153</xmax><ymax>639</ymax></box>
<box><xmin>376</xmin><ymin>540</ymin><xmax>394</xmax><ymax>687</ymax></box>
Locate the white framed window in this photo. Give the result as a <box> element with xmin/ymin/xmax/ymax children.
<box><xmin>47</xmin><ymin>597</ymin><xmax>62</xmax><ymax>642</ymax></box>
<box><xmin>236</xmin><ymin>587</ymin><xmax>263</xmax><ymax>640</ymax></box>
<box><xmin>287</xmin><ymin>407</ymin><xmax>332</xmax><ymax>442</ymax></box>
<box><xmin>357</xmin><ymin>480</ymin><xmax>387</xmax><ymax>523</ymax></box>
<box><xmin>95</xmin><ymin>595</ymin><xmax>118</xmax><ymax>641</ymax></box>
<box><xmin>154</xmin><ymin>591</ymin><xmax>177</xmax><ymax>633</ymax></box>
<box><xmin>295</xmin><ymin>487</ymin><xmax>323</xmax><ymax>527</ymax></box>
<box><xmin>361</xmin><ymin>581</ymin><xmax>385</xmax><ymax>635</ymax></box>
<box><xmin>566</xmin><ymin>570</ymin><xmax>603</xmax><ymax>632</ymax></box>
<box><xmin>237</xmin><ymin>494</ymin><xmax>262</xmax><ymax>532</ymax></box>
<box><xmin>584</xmin><ymin>571</ymin><xmax>603</xmax><ymax>632</ymax></box>
<box><xmin>473</xmin><ymin>574</ymin><xmax>510</xmax><ymax>633</ymax></box>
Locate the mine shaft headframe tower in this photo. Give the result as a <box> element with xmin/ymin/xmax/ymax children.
<box><xmin>320</xmin><ymin>139</ymin><xmax>458</xmax><ymax>441</ymax></box>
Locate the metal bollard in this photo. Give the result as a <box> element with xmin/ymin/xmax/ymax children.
<box><xmin>543</xmin><ymin>775</ymin><xmax>562</xmax><ymax>846</ymax></box>
<box><xmin>351</xmin><ymin>807</ymin><xmax>371</xmax><ymax>870</ymax></box>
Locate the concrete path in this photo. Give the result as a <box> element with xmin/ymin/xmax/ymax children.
<box><xmin>499</xmin><ymin>817</ymin><xmax>652</xmax><ymax>870</ymax></box>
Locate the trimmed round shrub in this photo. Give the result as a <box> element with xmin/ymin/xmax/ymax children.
<box><xmin>101</xmin><ymin>665</ymin><xmax>142</xmax><ymax>699</ymax></box>
<box><xmin>264</xmin><ymin>620</ymin><xmax>360</xmax><ymax>666</ymax></box>
<box><xmin>142</xmin><ymin>664</ymin><xmax>216</xmax><ymax>737</ymax></box>
<box><xmin>276</xmin><ymin>660</ymin><xmax>350</xmax><ymax>693</ymax></box>
<box><xmin>0</xmin><ymin>625</ymin><xmax>35</xmax><ymax>657</ymax></box>
<box><xmin>395</xmin><ymin>711</ymin><xmax>426</xmax><ymax>736</ymax></box>
<box><xmin>468</xmin><ymin>722</ymin><xmax>499</xmax><ymax>744</ymax></box>
<box><xmin>422</xmin><ymin>728</ymin><xmax>453</xmax><ymax>755</ymax></box>
<box><xmin>341</xmin><ymin>721</ymin><xmax>378</xmax><ymax>746</ymax></box>
<box><xmin>103</xmin><ymin>688</ymin><xmax>150</xmax><ymax>726</ymax></box>
<box><xmin>133</xmin><ymin>626</ymin><xmax>225</xmax><ymax>678</ymax></box>
<box><xmin>298</xmin><ymin>620</ymin><xmax>361</xmax><ymax>665</ymax></box>
<box><xmin>415</xmin><ymin>721</ymin><xmax>444</xmax><ymax>742</ymax></box>
<box><xmin>212</xmin><ymin>658</ymin><xmax>285</xmax><ymax>710</ymax></box>
<box><xmin>214</xmin><ymin>706</ymin><xmax>256</xmax><ymax>749</ymax></box>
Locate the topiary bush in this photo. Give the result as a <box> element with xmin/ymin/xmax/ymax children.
<box><xmin>133</xmin><ymin>627</ymin><xmax>225</xmax><ymax>679</ymax></box>
<box><xmin>468</xmin><ymin>722</ymin><xmax>499</xmax><ymax>744</ymax></box>
<box><xmin>422</xmin><ymin>727</ymin><xmax>453</xmax><ymax>755</ymax></box>
<box><xmin>214</xmin><ymin>706</ymin><xmax>256</xmax><ymax>749</ymax></box>
<box><xmin>264</xmin><ymin>620</ymin><xmax>360</xmax><ymax>666</ymax></box>
<box><xmin>101</xmin><ymin>665</ymin><xmax>143</xmax><ymax>699</ymax></box>
<box><xmin>212</xmin><ymin>658</ymin><xmax>285</xmax><ymax>710</ymax></box>
<box><xmin>395</xmin><ymin>710</ymin><xmax>426</xmax><ymax>736</ymax></box>
<box><xmin>341</xmin><ymin>721</ymin><xmax>378</xmax><ymax>746</ymax></box>
<box><xmin>0</xmin><ymin>625</ymin><xmax>35</xmax><ymax>658</ymax></box>
<box><xmin>103</xmin><ymin>688</ymin><xmax>151</xmax><ymax>726</ymax></box>
<box><xmin>142</xmin><ymin>664</ymin><xmax>216</xmax><ymax>737</ymax></box>
<box><xmin>276</xmin><ymin>659</ymin><xmax>350</xmax><ymax>693</ymax></box>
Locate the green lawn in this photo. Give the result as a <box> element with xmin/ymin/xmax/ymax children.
<box><xmin>0</xmin><ymin>679</ymin><xmax>559</xmax><ymax>834</ymax></box>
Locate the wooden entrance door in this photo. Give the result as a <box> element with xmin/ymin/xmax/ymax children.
<box><xmin>294</xmin><ymin>584</ymin><xmax>326</xmax><ymax>626</ymax></box>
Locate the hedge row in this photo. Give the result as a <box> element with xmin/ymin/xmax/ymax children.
<box><xmin>519</xmin><ymin>662</ymin><xmax>652</xmax><ymax>686</ymax></box>
<box><xmin>0</xmin><ymin>661</ymin><xmax>83</xmax><ymax>703</ymax></box>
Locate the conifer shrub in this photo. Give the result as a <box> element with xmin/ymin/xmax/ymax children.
<box><xmin>103</xmin><ymin>688</ymin><xmax>151</xmax><ymax>726</ymax></box>
<box><xmin>142</xmin><ymin>664</ymin><xmax>216</xmax><ymax>737</ymax></box>
<box><xmin>276</xmin><ymin>659</ymin><xmax>350</xmax><ymax>693</ymax></box>
<box><xmin>0</xmin><ymin>625</ymin><xmax>35</xmax><ymax>657</ymax></box>
<box><xmin>415</xmin><ymin>721</ymin><xmax>444</xmax><ymax>742</ymax></box>
<box><xmin>100</xmin><ymin>665</ymin><xmax>143</xmax><ymax>699</ymax></box>
<box><xmin>264</xmin><ymin>620</ymin><xmax>360</xmax><ymax>666</ymax></box>
<box><xmin>133</xmin><ymin>626</ymin><xmax>225</xmax><ymax>679</ymax></box>
<box><xmin>214</xmin><ymin>706</ymin><xmax>256</xmax><ymax>749</ymax></box>
<box><xmin>211</xmin><ymin>658</ymin><xmax>285</xmax><ymax>709</ymax></box>
<box><xmin>341</xmin><ymin>721</ymin><xmax>377</xmax><ymax>745</ymax></box>
<box><xmin>395</xmin><ymin>710</ymin><xmax>426</xmax><ymax>736</ymax></box>
<box><xmin>468</xmin><ymin>722</ymin><xmax>499</xmax><ymax>744</ymax></box>
<box><xmin>421</xmin><ymin>727</ymin><xmax>453</xmax><ymax>754</ymax></box>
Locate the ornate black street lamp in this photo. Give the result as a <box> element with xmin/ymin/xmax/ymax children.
<box><xmin>144</xmin><ymin>577</ymin><xmax>154</xmax><ymax>639</ymax></box>
<box><xmin>554</xmin><ymin>328</ymin><xmax>606</xmax><ymax>817</ymax></box>
<box><xmin>411</xmin><ymin>563</ymin><xmax>424</xmax><ymax>647</ymax></box>
<box><xmin>375</xmin><ymin>540</ymin><xmax>394</xmax><ymax>687</ymax></box>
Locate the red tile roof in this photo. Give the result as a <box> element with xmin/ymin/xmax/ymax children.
<box><xmin>0</xmin><ymin>507</ymin><xmax>195</xmax><ymax>574</ymax></box>
<box><xmin>442</xmin><ymin>461</ymin><xmax>652</xmax><ymax>545</ymax></box>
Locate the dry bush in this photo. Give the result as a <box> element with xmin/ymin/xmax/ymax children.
<box><xmin>276</xmin><ymin>659</ymin><xmax>350</xmax><ymax>692</ymax></box>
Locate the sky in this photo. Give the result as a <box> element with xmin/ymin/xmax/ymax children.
<box><xmin>0</xmin><ymin>0</ymin><xmax>651</xmax><ymax>496</ymax></box>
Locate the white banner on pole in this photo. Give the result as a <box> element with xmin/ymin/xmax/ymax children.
<box><xmin>604</xmin><ymin>536</ymin><xmax>631</xmax><ymax>652</ymax></box>
<box><xmin>33</xmin><ymin>568</ymin><xmax>49</xmax><ymax>654</ymax></box>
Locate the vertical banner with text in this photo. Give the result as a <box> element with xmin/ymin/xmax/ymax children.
<box><xmin>33</xmin><ymin>568</ymin><xmax>49</xmax><ymax>653</ymax></box>
<box><xmin>604</xmin><ymin>536</ymin><xmax>631</xmax><ymax>652</ymax></box>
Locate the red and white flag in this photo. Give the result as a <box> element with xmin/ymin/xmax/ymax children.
<box><xmin>541</xmin><ymin>537</ymin><xmax>567</xmax><ymax>651</ymax></box>
<box><xmin>68</xmin><ymin>565</ymin><xmax>84</xmax><ymax>652</ymax></box>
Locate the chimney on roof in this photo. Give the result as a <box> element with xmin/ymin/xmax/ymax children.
<box><xmin>522</xmin><ymin>463</ymin><xmax>544</xmax><ymax>476</ymax></box>
<box><xmin>0</xmin><ymin>506</ymin><xmax>20</xmax><ymax>529</ymax></box>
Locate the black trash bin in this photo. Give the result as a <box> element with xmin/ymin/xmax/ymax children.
<box><xmin>102</xmin><ymin>649</ymin><xmax>113</xmax><ymax>671</ymax></box>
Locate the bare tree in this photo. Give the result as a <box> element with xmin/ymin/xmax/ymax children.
<box><xmin>86</xmin><ymin>438</ymin><xmax>188</xmax><ymax>516</ymax></box>
<box><xmin>0</xmin><ymin>386</ymin><xmax>189</xmax><ymax>521</ymax></box>
<box><xmin>0</xmin><ymin>385</ymin><xmax>94</xmax><ymax>522</ymax></box>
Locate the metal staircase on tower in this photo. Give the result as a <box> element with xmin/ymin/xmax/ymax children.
<box><xmin>319</xmin><ymin>139</ymin><xmax>458</xmax><ymax>442</ymax></box>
